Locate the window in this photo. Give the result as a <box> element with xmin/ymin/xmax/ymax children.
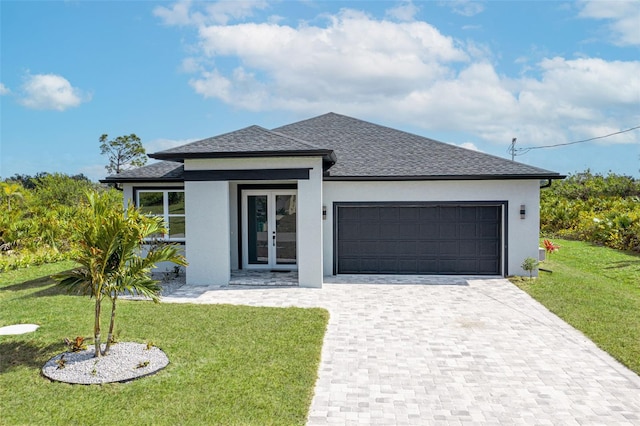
<box><xmin>136</xmin><ymin>190</ymin><xmax>185</xmax><ymax>241</ymax></box>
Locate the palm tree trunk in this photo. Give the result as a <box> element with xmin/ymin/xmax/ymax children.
<box><xmin>104</xmin><ymin>295</ymin><xmax>117</xmax><ymax>355</ymax></box>
<box><xmin>94</xmin><ymin>296</ymin><xmax>102</xmax><ymax>357</ymax></box>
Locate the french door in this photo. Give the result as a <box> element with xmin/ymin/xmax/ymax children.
<box><xmin>242</xmin><ymin>190</ymin><xmax>297</xmax><ymax>270</ymax></box>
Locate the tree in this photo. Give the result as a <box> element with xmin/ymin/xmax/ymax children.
<box><xmin>0</xmin><ymin>182</ymin><xmax>24</xmax><ymax>211</ymax></box>
<box><xmin>54</xmin><ymin>191</ymin><xmax>187</xmax><ymax>357</ymax></box>
<box><xmin>100</xmin><ymin>133</ymin><xmax>147</xmax><ymax>175</ymax></box>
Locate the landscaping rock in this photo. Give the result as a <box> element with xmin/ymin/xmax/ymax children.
<box><xmin>42</xmin><ymin>342</ymin><xmax>169</xmax><ymax>384</ymax></box>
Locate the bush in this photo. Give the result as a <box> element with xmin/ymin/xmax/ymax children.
<box><xmin>0</xmin><ymin>174</ymin><xmax>121</xmax><ymax>271</ymax></box>
<box><xmin>541</xmin><ymin>170</ymin><xmax>640</xmax><ymax>252</ymax></box>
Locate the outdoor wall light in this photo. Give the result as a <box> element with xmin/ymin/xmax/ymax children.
<box><xmin>322</xmin><ymin>205</ymin><xmax>327</xmax><ymax>220</ymax></box>
<box><xmin>520</xmin><ymin>204</ymin><xmax>526</xmax><ymax>219</ymax></box>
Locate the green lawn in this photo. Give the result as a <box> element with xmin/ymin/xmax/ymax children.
<box><xmin>511</xmin><ymin>239</ymin><xmax>640</xmax><ymax>375</ymax></box>
<box><xmin>0</xmin><ymin>262</ymin><xmax>328</xmax><ymax>425</ymax></box>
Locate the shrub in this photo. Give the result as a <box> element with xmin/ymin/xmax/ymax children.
<box><xmin>541</xmin><ymin>171</ymin><xmax>640</xmax><ymax>252</ymax></box>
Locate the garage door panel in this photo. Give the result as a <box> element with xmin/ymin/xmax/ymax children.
<box><xmin>359</xmin><ymin>208</ymin><xmax>380</xmax><ymax>221</ymax></box>
<box><xmin>459</xmin><ymin>241</ymin><xmax>477</xmax><ymax>256</ymax></box>
<box><xmin>478</xmin><ymin>240</ymin><xmax>500</xmax><ymax>256</ymax></box>
<box><xmin>360</xmin><ymin>258</ymin><xmax>379</xmax><ymax>273</ymax></box>
<box><xmin>380</xmin><ymin>223</ymin><xmax>399</xmax><ymax>239</ymax></box>
<box><xmin>399</xmin><ymin>207</ymin><xmax>418</xmax><ymax>221</ymax></box>
<box><xmin>397</xmin><ymin>241</ymin><xmax>417</xmax><ymax>255</ymax></box>
<box><xmin>478</xmin><ymin>259</ymin><xmax>500</xmax><ymax>273</ymax></box>
<box><xmin>378</xmin><ymin>241</ymin><xmax>397</xmax><ymax>255</ymax></box>
<box><xmin>399</xmin><ymin>223</ymin><xmax>418</xmax><ymax>238</ymax></box>
<box><xmin>419</xmin><ymin>207</ymin><xmax>439</xmax><ymax>220</ymax></box>
<box><xmin>340</xmin><ymin>241</ymin><xmax>361</xmax><ymax>254</ymax></box>
<box><xmin>338</xmin><ymin>257</ymin><xmax>360</xmax><ymax>273</ymax></box>
<box><xmin>417</xmin><ymin>241</ymin><xmax>439</xmax><ymax>255</ymax></box>
<box><xmin>360</xmin><ymin>225</ymin><xmax>381</xmax><ymax>239</ymax></box>
<box><xmin>479</xmin><ymin>224</ymin><xmax>500</xmax><ymax>238</ymax></box>
<box><xmin>398</xmin><ymin>259</ymin><xmax>417</xmax><ymax>273</ymax></box>
<box><xmin>459</xmin><ymin>223</ymin><xmax>477</xmax><ymax>238</ymax></box>
<box><xmin>419</xmin><ymin>223</ymin><xmax>439</xmax><ymax>238</ymax></box>
<box><xmin>339</xmin><ymin>222</ymin><xmax>361</xmax><ymax>239</ymax></box>
<box><xmin>418</xmin><ymin>259</ymin><xmax>438</xmax><ymax>273</ymax></box>
<box><xmin>459</xmin><ymin>208</ymin><xmax>478</xmax><ymax>221</ymax></box>
<box><xmin>379</xmin><ymin>258</ymin><xmax>399</xmax><ymax>273</ymax></box>
<box><xmin>439</xmin><ymin>241</ymin><xmax>458</xmax><ymax>256</ymax></box>
<box><xmin>337</xmin><ymin>205</ymin><xmax>501</xmax><ymax>275</ymax></box>
<box><xmin>480</xmin><ymin>206</ymin><xmax>500</xmax><ymax>220</ymax></box>
<box><xmin>439</xmin><ymin>223</ymin><xmax>457</xmax><ymax>238</ymax></box>
<box><xmin>379</xmin><ymin>207</ymin><xmax>398</xmax><ymax>221</ymax></box>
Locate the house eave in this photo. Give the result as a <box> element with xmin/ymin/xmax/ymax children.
<box><xmin>323</xmin><ymin>173</ymin><xmax>566</xmax><ymax>181</ymax></box>
<box><xmin>149</xmin><ymin>149</ymin><xmax>336</xmax><ymax>162</ymax></box>
<box><xmin>100</xmin><ymin>177</ymin><xmax>184</xmax><ymax>184</ymax></box>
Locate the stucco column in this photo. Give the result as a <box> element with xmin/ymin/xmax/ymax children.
<box><xmin>185</xmin><ymin>180</ymin><xmax>230</xmax><ymax>285</ymax></box>
<box><xmin>297</xmin><ymin>163</ymin><xmax>323</xmax><ymax>288</ymax></box>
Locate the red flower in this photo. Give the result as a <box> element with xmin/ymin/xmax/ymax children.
<box><xmin>543</xmin><ymin>239</ymin><xmax>560</xmax><ymax>254</ymax></box>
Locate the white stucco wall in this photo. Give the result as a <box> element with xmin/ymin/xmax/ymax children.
<box><xmin>322</xmin><ymin>179</ymin><xmax>541</xmax><ymax>277</ymax></box>
<box><xmin>184</xmin><ymin>180</ymin><xmax>230</xmax><ymax>285</ymax></box>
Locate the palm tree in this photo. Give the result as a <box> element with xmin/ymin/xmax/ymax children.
<box><xmin>101</xmin><ymin>207</ymin><xmax>187</xmax><ymax>355</ymax></box>
<box><xmin>1</xmin><ymin>182</ymin><xmax>24</xmax><ymax>211</ymax></box>
<box><xmin>55</xmin><ymin>191</ymin><xmax>187</xmax><ymax>357</ymax></box>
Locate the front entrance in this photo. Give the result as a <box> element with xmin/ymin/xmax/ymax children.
<box><xmin>241</xmin><ymin>190</ymin><xmax>297</xmax><ymax>270</ymax></box>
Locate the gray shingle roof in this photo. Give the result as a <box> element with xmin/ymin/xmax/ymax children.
<box><xmin>101</xmin><ymin>161</ymin><xmax>183</xmax><ymax>183</ymax></box>
<box><xmin>104</xmin><ymin>113</ymin><xmax>562</xmax><ymax>182</ymax></box>
<box><xmin>274</xmin><ymin>113</ymin><xmax>559</xmax><ymax>179</ymax></box>
<box><xmin>149</xmin><ymin>125</ymin><xmax>335</xmax><ymax>162</ymax></box>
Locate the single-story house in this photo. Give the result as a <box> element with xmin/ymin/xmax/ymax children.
<box><xmin>103</xmin><ymin>112</ymin><xmax>563</xmax><ymax>288</ymax></box>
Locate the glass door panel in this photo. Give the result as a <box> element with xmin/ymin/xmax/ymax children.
<box><xmin>275</xmin><ymin>194</ymin><xmax>297</xmax><ymax>265</ymax></box>
<box><xmin>247</xmin><ymin>195</ymin><xmax>268</xmax><ymax>265</ymax></box>
<box><xmin>242</xmin><ymin>190</ymin><xmax>297</xmax><ymax>270</ymax></box>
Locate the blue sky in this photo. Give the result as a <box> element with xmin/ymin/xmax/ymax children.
<box><xmin>1</xmin><ymin>0</ymin><xmax>639</xmax><ymax>181</ymax></box>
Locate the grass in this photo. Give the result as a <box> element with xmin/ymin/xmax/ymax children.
<box><xmin>0</xmin><ymin>262</ymin><xmax>328</xmax><ymax>425</ymax></box>
<box><xmin>511</xmin><ymin>239</ymin><xmax>640</xmax><ymax>375</ymax></box>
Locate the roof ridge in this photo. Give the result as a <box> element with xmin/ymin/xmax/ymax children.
<box><xmin>151</xmin><ymin>125</ymin><xmax>266</xmax><ymax>155</ymax></box>
<box><xmin>267</xmin><ymin>128</ymin><xmax>327</xmax><ymax>150</ymax></box>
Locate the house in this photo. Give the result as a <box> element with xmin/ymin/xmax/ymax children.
<box><xmin>103</xmin><ymin>113</ymin><xmax>563</xmax><ymax>288</ymax></box>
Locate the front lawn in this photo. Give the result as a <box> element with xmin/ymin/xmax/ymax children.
<box><xmin>511</xmin><ymin>239</ymin><xmax>640</xmax><ymax>375</ymax></box>
<box><xmin>0</xmin><ymin>262</ymin><xmax>328</xmax><ymax>425</ymax></box>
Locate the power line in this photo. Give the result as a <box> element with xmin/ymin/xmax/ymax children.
<box><xmin>510</xmin><ymin>125</ymin><xmax>640</xmax><ymax>157</ymax></box>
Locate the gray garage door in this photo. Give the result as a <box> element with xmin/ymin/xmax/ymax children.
<box><xmin>336</xmin><ymin>204</ymin><xmax>502</xmax><ymax>275</ymax></box>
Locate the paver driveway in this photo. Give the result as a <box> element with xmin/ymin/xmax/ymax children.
<box><xmin>163</xmin><ymin>277</ymin><xmax>640</xmax><ymax>425</ymax></box>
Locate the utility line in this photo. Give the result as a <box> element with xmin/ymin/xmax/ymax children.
<box><xmin>510</xmin><ymin>125</ymin><xmax>640</xmax><ymax>156</ymax></box>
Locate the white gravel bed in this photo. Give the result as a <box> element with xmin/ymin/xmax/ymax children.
<box><xmin>42</xmin><ymin>342</ymin><xmax>169</xmax><ymax>384</ymax></box>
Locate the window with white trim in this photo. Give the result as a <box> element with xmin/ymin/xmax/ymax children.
<box><xmin>136</xmin><ymin>190</ymin><xmax>185</xmax><ymax>242</ymax></box>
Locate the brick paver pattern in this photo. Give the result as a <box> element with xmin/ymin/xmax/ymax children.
<box><xmin>163</xmin><ymin>276</ymin><xmax>640</xmax><ymax>425</ymax></box>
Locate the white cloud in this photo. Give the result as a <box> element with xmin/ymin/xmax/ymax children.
<box><xmin>154</xmin><ymin>0</ymin><xmax>268</xmax><ymax>26</ymax></box>
<box><xmin>188</xmin><ymin>9</ymin><xmax>468</xmax><ymax>110</ymax></box>
<box><xmin>578</xmin><ymin>0</ymin><xmax>640</xmax><ymax>46</ymax></box>
<box><xmin>204</xmin><ymin>0</ymin><xmax>269</xmax><ymax>25</ymax></box>
<box><xmin>442</xmin><ymin>0</ymin><xmax>485</xmax><ymax>17</ymax></box>
<box><xmin>456</xmin><ymin>142</ymin><xmax>481</xmax><ymax>151</ymax></box>
<box><xmin>19</xmin><ymin>73</ymin><xmax>89</xmax><ymax>111</ymax></box>
<box><xmin>159</xmin><ymin>2</ymin><xmax>639</xmax><ymax>150</ymax></box>
<box><xmin>153</xmin><ymin>0</ymin><xmax>194</xmax><ymax>26</ymax></box>
<box><xmin>386</xmin><ymin>1</ymin><xmax>420</xmax><ymax>22</ymax></box>
<box><xmin>0</xmin><ymin>83</ymin><xmax>9</xmax><ymax>95</ymax></box>
<box><xmin>145</xmin><ymin>137</ymin><xmax>199</xmax><ymax>154</ymax></box>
